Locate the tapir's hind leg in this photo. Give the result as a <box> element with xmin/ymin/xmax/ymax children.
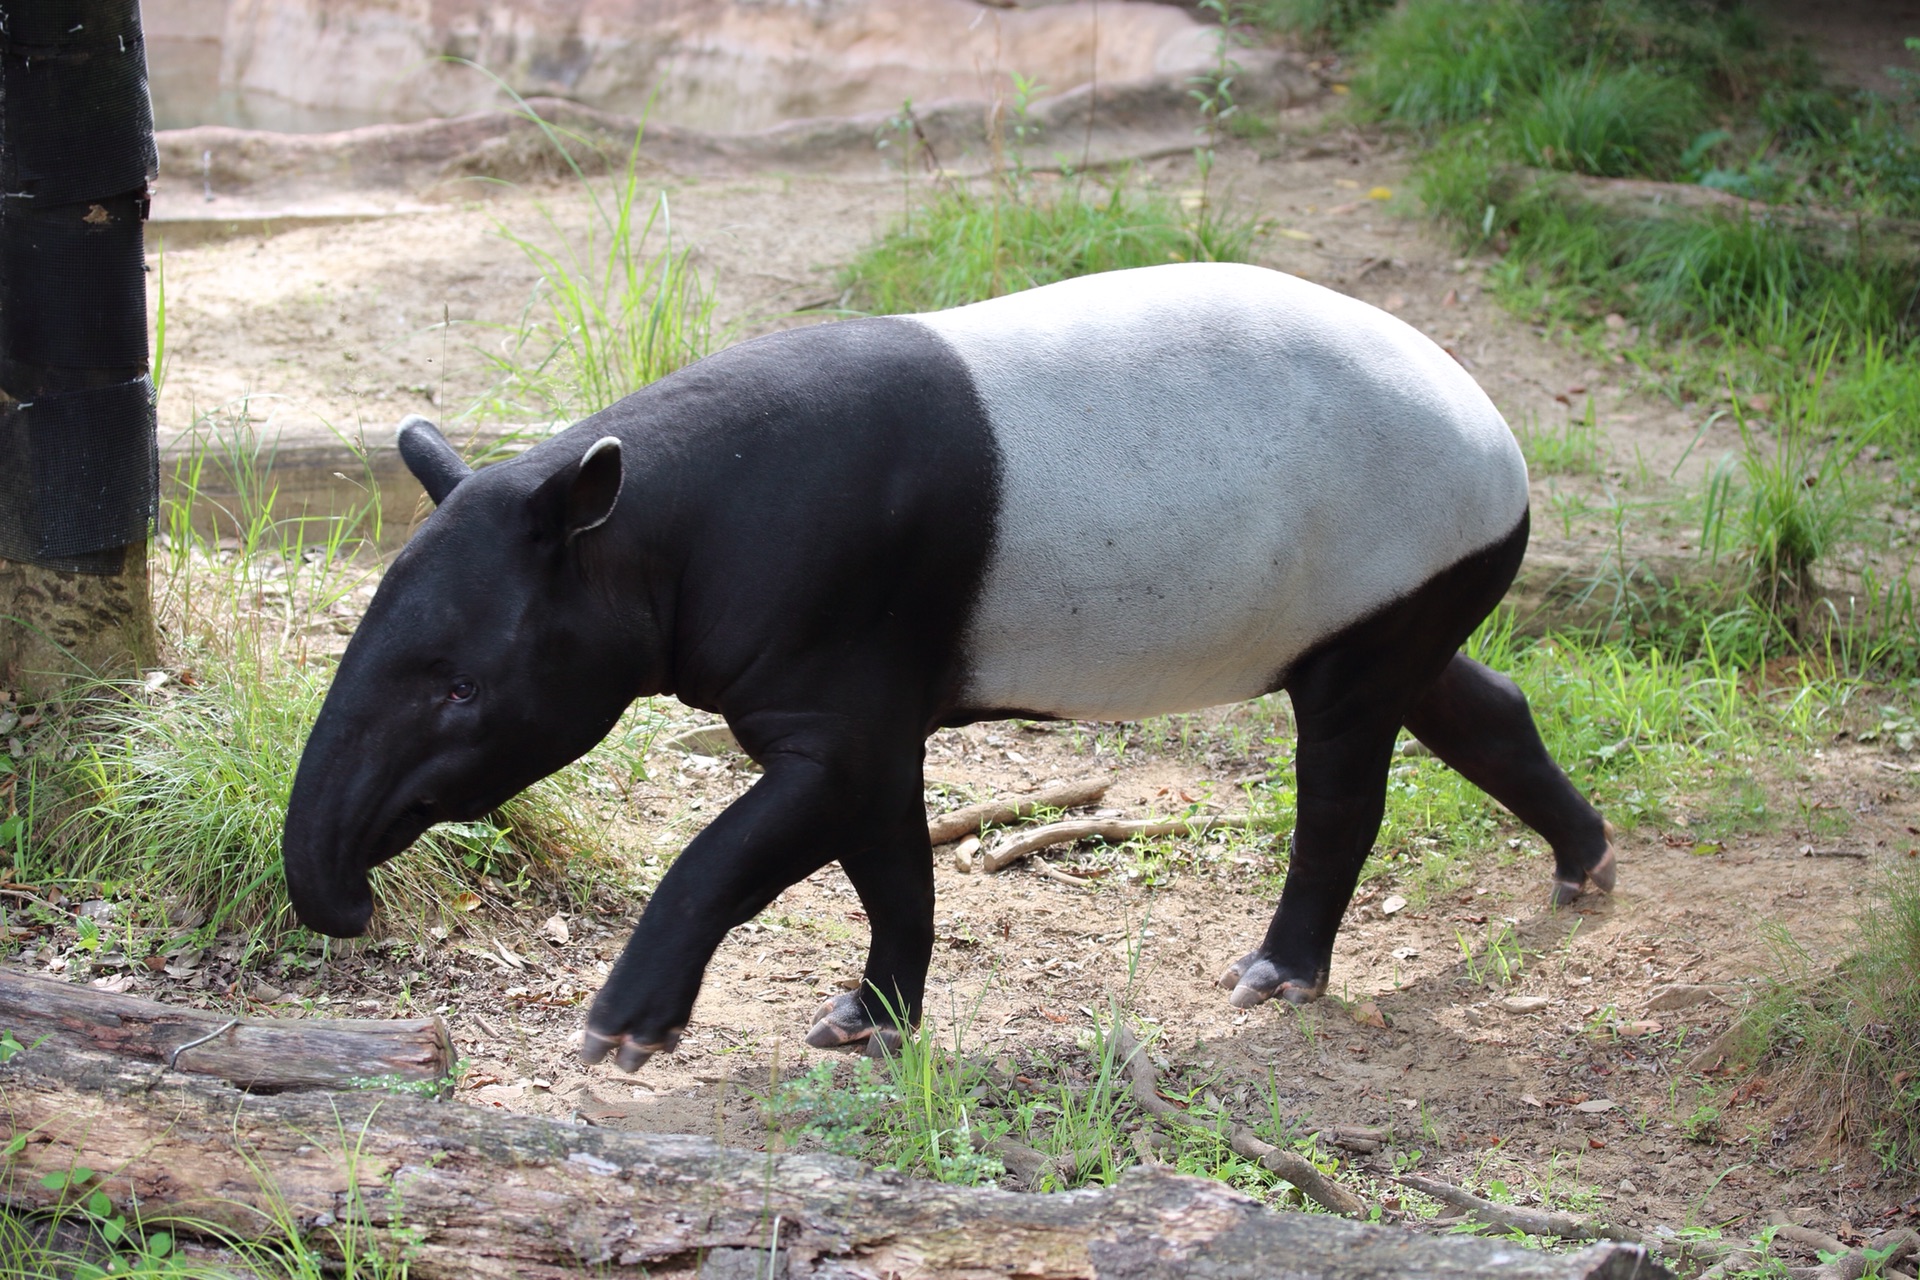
<box><xmin>1402</xmin><ymin>654</ymin><xmax>1613</xmax><ymax>905</ymax></box>
<box><xmin>1221</xmin><ymin>516</ymin><xmax>1542</xmax><ymax>1009</ymax></box>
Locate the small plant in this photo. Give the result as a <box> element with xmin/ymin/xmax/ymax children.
<box><xmin>1517</xmin><ymin>399</ymin><xmax>1605</xmax><ymax>477</ymax></box>
<box><xmin>1456</xmin><ymin>920</ymin><xmax>1524</xmax><ymax>987</ymax></box>
<box><xmin>1682</xmin><ymin>1102</ymin><xmax>1723</xmax><ymax>1143</ymax></box>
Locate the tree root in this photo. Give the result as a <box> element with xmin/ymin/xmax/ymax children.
<box><xmin>1394</xmin><ymin>1173</ymin><xmax>1645</xmax><ymax>1245</ymax></box>
<box><xmin>1109</xmin><ymin>1023</ymin><xmax>1369</xmax><ymax>1218</ymax></box>
<box><xmin>926</xmin><ymin>778</ymin><xmax>1111</xmax><ymax>846</ymax></box>
<box><xmin>984</xmin><ymin>814</ymin><xmax>1255</xmax><ymax>873</ymax></box>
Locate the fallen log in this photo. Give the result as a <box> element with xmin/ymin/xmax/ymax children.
<box><xmin>984</xmin><ymin>814</ymin><xmax>1255</xmax><ymax>874</ymax></box>
<box><xmin>0</xmin><ymin>1038</ymin><xmax>1667</xmax><ymax>1280</ymax></box>
<box><xmin>926</xmin><ymin>777</ymin><xmax>1111</xmax><ymax>847</ymax></box>
<box><xmin>0</xmin><ymin>967</ymin><xmax>452</xmax><ymax>1092</ymax></box>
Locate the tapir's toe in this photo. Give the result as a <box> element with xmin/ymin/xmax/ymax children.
<box><xmin>1220</xmin><ymin>953</ymin><xmax>1325</xmax><ymax>1009</ymax></box>
<box><xmin>580</xmin><ymin>1025</ymin><xmax>681</xmax><ymax>1072</ymax></box>
<box><xmin>1552</xmin><ymin>823</ymin><xmax>1618</xmax><ymax>906</ymax></box>
<box><xmin>806</xmin><ymin>993</ymin><xmax>878</xmax><ymax>1050</ymax></box>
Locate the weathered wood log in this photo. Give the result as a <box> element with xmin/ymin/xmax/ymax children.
<box><xmin>1395</xmin><ymin>1174</ymin><xmax>1645</xmax><ymax>1246</ymax></box>
<box><xmin>927</xmin><ymin>777</ymin><xmax>1111</xmax><ymax>847</ymax></box>
<box><xmin>0</xmin><ymin>1039</ymin><xmax>1667</xmax><ymax>1280</ymax></box>
<box><xmin>0</xmin><ymin>968</ymin><xmax>452</xmax><ymax>1092</ymax></box>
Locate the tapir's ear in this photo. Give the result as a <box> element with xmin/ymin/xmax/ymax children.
<box><xmin>396</xmin><ymin>416</ymin><xmax>472</xmax><ymax>506</ymax></box>
<box><xmin>563</xmin><ymin>436</ymin><xmax>624</xmax><ymax>541</ymax></box>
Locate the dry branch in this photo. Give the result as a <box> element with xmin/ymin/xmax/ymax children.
<box><xmin>0</xmin><ymin>1038</ymin><xmax>1667</xmax><ymax>1280</ymax></box>
<box><xmin>1109</xmin><ymin>1023</ymin><xmax>1369</xmax><ymax>1219</ymax></box>
<box><xmin>984</xmin><ymin>814</ymin><xmax>1254</xmax><ymax>874</ymax></box>
<box><xmin>1395</xmin><ymin>1173</ymin><xmax>1645</xmax><ymax>1245</ymax></box>
<box><xmin>0</xmin><ymin>968</ymin><xmax>452</xmax><ymax>1092</ymax></box>
<box><xmin>926</xmin><ymin>777</ymin><xmax>1111</xmax><ymax>846</ymax></box>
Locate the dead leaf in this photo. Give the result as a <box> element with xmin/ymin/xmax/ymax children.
<box><xmin>1574</xmin><ymin>1099</ymin><xmax>1616</xmax><ymax>1113</ymax></box>
<box><xmin>450</xmin><ymin>891</ymin><xmax>482</xmax><ymax>913</ymax></box>
<box><xmin>1381</xmin><ymin>894</ymin><xmax>1408</xmax><ymax>916</ymax></box>
<box><xmin>1350</xmin><ymin>1000</ymin><xmax>1389</xmax><ymax>1030</ymax></box>
<box><xmin>542</xmin><ymin>914</ymin><xmax>570</xmax><ymax>945</ymax></box>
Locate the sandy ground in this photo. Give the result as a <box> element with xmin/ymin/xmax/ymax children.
<box><xmin>26</xmin><ymin>62</ymin><xmax>1920</xmax><ymax>1262</ymax></box>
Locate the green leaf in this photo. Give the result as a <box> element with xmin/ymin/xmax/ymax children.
<box><xmin>100</xmin><ymin>1217</ymin><xmax>124</xmax><ymax>1245</ymax></box>
<box><xmin>40</xmin><ymin>1170</ymin><xmax>70</xmax><ymax>1191</ymax></box>
<box><xmin>146</xmin><ymin>1231</ymin><xmax>173</xmax><ymax>1257</ymax></box>
<box><xmin>3</xmin><ymin>1135</ymin><xmax>25</xmax><ymax>1157</ymax></box>
<box><xmin>87</xmin><ymin>1189</ymin><xmax>111</xmax><ymax>1217</ymax></box>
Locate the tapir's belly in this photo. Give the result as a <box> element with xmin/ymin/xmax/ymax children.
<box><xmin>909</xmin><ymin>264</ymin><xmax>1528</xmax><ymax>721</ymax></box>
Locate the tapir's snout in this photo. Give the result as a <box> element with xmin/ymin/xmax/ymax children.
<box><xmin>281</xmin><ymin>790</ymin><xmax>378</xmax><ymax>938</ymax></box>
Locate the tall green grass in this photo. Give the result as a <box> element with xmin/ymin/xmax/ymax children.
<box><xmin>470</xmin><ymin>129</ymin><xmax>715</xmax><ymax>424</ymax></box>
<box><xmin>841</xmin><ymin>178</ymin><xmax>1266</xmax><ymax>315</ymax></box>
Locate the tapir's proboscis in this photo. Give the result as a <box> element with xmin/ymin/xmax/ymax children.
<box><xmin>282</xmin><ymin>264</ymin><xmax>1613</xmax><ymax>1071</ymax></box>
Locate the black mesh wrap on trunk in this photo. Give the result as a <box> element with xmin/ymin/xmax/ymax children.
<box><xmin>0</xmin><ymin>196</ymin><xmax>149</xmax><ymax>370</ymax></box>
<box><xmin>0</xmin><ymin>0</ymin><xmax>160</xmax><ymax>572</ymax></box>
<box><xmin>0</xmin><ymin>20</ymin><xmax>157</xmax><ymax>206</ymax></box>
<box><xmin>0</xmin><ymin>378</ymin><xmax>158</xmax><ymax>568</ymax></box>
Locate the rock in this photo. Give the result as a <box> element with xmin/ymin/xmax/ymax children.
<box><xmin>1573</xmin><ymin>1099</ymin><xmax>1615</xmax><ymax>1114</ymax></box>
<box><xmin>1499</xmin><ymin>996</ymin><xmax>1549</xmax><ymax>1014</ymax></box>
<box><xmin>1645</xmin><ymin>983</ymin><xmax>1718</xmax><ymax>1012</ymax></box>
<box><xmin>661</xmin><ymin>723</ymin><xmax>741</xmax><ymax>756</ymax></box>
<box><xmin>1618</xmin><ymin>1179</ymin><xmax>1637</xmax><ymax>1194</ymax></box>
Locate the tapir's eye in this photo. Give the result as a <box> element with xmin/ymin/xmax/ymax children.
<box><xmin>447</xmin><ymin>678</ymin><xmax>477</xmax><ymax>703</ymax></box>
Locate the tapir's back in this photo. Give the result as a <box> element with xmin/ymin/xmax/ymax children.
<box><xmin>908</xmin><ymin>263</ymin><xmax>1528</xmax><ymax>721</ymax></box>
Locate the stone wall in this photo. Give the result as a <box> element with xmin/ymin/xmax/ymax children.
<box><xmin>146</xmin><ymin>0</ymin><xmax>1218</xmax><ymax>133</ymax></box>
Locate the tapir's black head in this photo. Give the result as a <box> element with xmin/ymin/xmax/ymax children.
<box><xmin>282</xmin><ymin>417</ymin><xmax>650</xmax><ymax>936</ymax></box>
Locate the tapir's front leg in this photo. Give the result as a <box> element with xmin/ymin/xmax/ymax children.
<box><xmin>804</xmin><ymin>785</ymin><xmax>935</xmax><ymax>1052</ymax></box>
<box><xmin>581</xmin><ymin>735</ymin><xmax>927</xmax><ymax>1072</ymax></box>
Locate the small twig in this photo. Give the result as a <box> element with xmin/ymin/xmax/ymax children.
<box><xmin>1799</xmin><ymin>846</ymin><xmax>1869</xmax><ymax>859</ymax></box>
<box><xmin>168</xmin><ymin>1018</ymin><xmax>240</xmax><ymax>1070</ymax></box>
<box><xmin>984</xmin><ymin>814</ymin><xmax>1253</xmax><ymax>874</ymax></box>
<box><xmin>1109</xmin><ymin>1024</ymin><xmax>1367</xmax><ymax>1218</ymax></box>
<box><xmin>1029</xmin><ymin>856</ymin><xmax>1094</xmax><ymax>889</ymax></box>
<box><xmin>927</xmin><ymin>778</ymin><xmax>1111</xmax><ymax>847</ymax></box>
<box><xmin>1394</xmin><ymin>1173</ymin><xmax>1644</xmax><ymax>1245</ymax></box>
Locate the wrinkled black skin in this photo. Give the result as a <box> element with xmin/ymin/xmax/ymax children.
<box><xmin>283</xmin><ymin>318</ymin><xmax>1611</xmax><ymax>1071</ymax></box>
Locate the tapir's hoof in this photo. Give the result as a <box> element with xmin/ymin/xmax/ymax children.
<box><xmin>580</xmin><ymin>1025</ymin><xmax>682</xmax><ymax>1073</ymax></box>
<box><xmin>1551</xmin><ymin>823</ymin><xmax>1618</xmax><ymax>907</ymax></box>
<box><xmin>1217</xmin><ymin>954</ymin><xmax>1324</xmax><ymax>1009</ymax></box>
<box><xmin>805</xmin><ymin>993</ymin><xmax>906</xmax><ymax>1054</ymax></box>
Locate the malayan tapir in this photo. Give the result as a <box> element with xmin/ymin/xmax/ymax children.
<box><xmin>282</xmin><ymin>262</ymin><xmax>1613</xmax><ymax>1071</ymax></box>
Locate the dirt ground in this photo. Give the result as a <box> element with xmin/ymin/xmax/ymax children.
<box><xmin>37</xmin><ymin>36</ymin><xmax>1920</xmax><ymax>1264</ymax></box>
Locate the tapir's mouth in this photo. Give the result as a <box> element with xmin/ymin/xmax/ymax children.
<box><xmin>284</xmin><ymin>801</ymin><xmax>438</xmax><ymax>939</ymax></box>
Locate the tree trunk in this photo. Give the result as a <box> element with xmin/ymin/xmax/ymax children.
<box><xmin>0</xmin><ymin>549</ymin><xmax>156</xmax><ymax>700</ymax></box>
<box><xmin>0</xmin><ymin>969</ymin><xmax>452</xmax><ymax>1092</ymax></box>
<box><xmin>0</xmin><ymin>0</ymin><xmax>161</xmax><ymax>700</ymax></box>
<box><xmin>0</xmin><ymin>1039</ymin><xmax>1668</xmax><ymax>1280</ymax></box>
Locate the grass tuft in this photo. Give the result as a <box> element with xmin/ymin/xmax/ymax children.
<box><xmin>840</xmin><ymin>178</ymin><xmax>1266</xmax><ymax>315</ymax></box>
<box><xmin>1739</xmin><ymin>864</ymin><xmax>1920</xmax><ymax>1179</ymax></box>
<box><xmin>1509</xmin><ymin>64</ymin><xmax>1703</xmax><ymax>179</ymax></box>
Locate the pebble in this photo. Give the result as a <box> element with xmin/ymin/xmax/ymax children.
<box><xmin>1500</xmin><ymin>995</ymin><xmax>1549</xmax><ymax>1014</ymax></box>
